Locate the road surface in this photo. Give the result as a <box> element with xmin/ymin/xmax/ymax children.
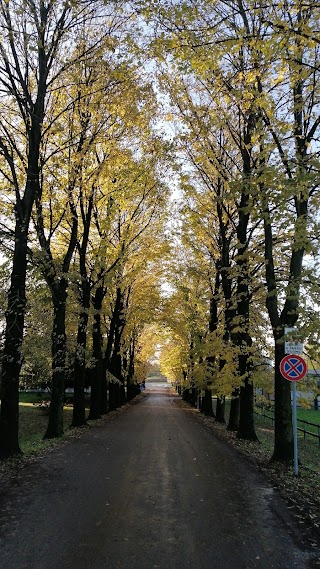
<box><xmin>0</xmin><ymin>384</ymin><xmax>318</xmax><ymax>569</ymax></box>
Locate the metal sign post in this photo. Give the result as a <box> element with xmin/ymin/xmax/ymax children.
<box><xmin>279</xmin><ymin>354</ymin><xmax>307</xmax><ymax>476</ymax></box>
<box><xmin>292</xmin><ymin>381</ymin><xmax>298</xmax><ymax>477</ymax></box>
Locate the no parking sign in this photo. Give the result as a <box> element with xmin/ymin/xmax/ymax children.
<box><xmin>279</xmin><ymin>354</ymin><xmax>307</xmax><ymax>382</ymax></box>
<box><xmin>279</xmin><ymin>353</ymin><xmax>307</xmax><ymax>477</ymax></box>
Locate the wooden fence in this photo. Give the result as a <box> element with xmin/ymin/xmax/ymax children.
<box><xmin>254</xmin><ymin>405</ymin><xmax>320</xmax><ymax>446</ymax></box>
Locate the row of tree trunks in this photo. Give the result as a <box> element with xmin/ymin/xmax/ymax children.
<box><xmin>182</xmin><ymin>388</ymin><xmax>231</xmax><ymax>427</ymax></box>
<box><xmin>184</xmin><ymin>136</ymin><xmax>258</xmax><ymax>439</ymax></box>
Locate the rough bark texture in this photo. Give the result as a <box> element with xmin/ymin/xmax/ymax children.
<box><xmin>72</xmin><ymin>305</ymin><xmax>89</xmax><ymax>427</ymax></box>
<box><xmin>44</xmin><ymin>284</ymin><xmax>68</xmax><ymax>439</ymax></box>
<box><xmin>215</xmin><ymin>396</ymin><xmax>226</xmax><ymax>424</ymax></box>
<box><xmin>203</xmin><ymin>271</ymin><xmax>220</xmax><ymax>418</ymax></box>
<box><xmin>263</xmin><ymin>203</ymin><xmax>294</xmax><ymax>461</ymax></box>
<box><xmin>72</xmin><ymin>191</ymin><xmax>94</xmax><ymax>426</ymax></box>
<box><xmin>0</xmin><ymin>226</ymin><xmax>28</xmax><ymax>457</ymax></box>
<box><xmin>126</xmin><ymin>337</ymin><xmax>136</xmax><ymax>401</ymax></box>
<box><xmin>201</xmin><ymin>389</ymin><xmax>215</xmax><ymax>417</ymax></box>
<box><xmin>272</xmin><ymin>342</ymin><xmax>294</xmax><ymax>462</ymax></box>
<box><xmin>88</xmin><ymin>286</ymin><xmax>104</xmax><ymax>421</ymax></box>
<box><xmin>0</xmin><ymin>40</ymin><xmax>46</xmax><ymax>458</ymax></box>
<box><xmin>227</xmin><ymin>391</ymin><xmax>240</xmax><ymax>431</ymax></box>
<box><xmin>235</xmin><ymin>310</ymin><xmax>257</xmax><ymax>441</ymax></box>
<box><xmin>108</xmin><ymin>382</ymin><xmax>118</xmax><ymax>411</ymax></box>
<box><xmin>233</xmin><ymin>115</ymin><xmax>258</xmax><ymax>442</ymax></box>
<box><xmin>237</xmin><ymin>379</ymin><xmax>258</xmax><ymax>441</ymax></box>
<box><xmin>108</xmin><ymin>287</ymin><xmax>127</xmax><ymax>408</ymax></box>
<box><xmin>216</xmin><ymin>189</ymin><xmax>241</xmax><ymax>432</ymax></box>
<box><xmin>182</xmin><ymin>389</ymin><xmax>190</xmax><ymax>403</ymax></box>
<box><xmin>189</xmin><ymin>388</ymin><xmax>198</xmax><ymax>407</ymax></box>
<box><xmin>37</xmin><ymin>196</ymin><xmax>77</xmax><ymax>439</ymax></box>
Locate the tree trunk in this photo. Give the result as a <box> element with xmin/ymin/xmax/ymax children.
<box><xmin>227</xmin><ymin>391</ymin><xmax>240</xmax><ymax>431</ymax></box>
<box><xmin>100</xmin><ymin>366</ymin><xmax>108</xmax><ymax>415</ymax></box>
<box><xmin>88</xmin><ymin>286</ymin><xmax>104</xmax><ymax>421</ymax></box>
<box><xmin>72</xmin><ymin>190</ymin><xmax>93</xmax><ymax>426</ymax></box>
<box><xmin>236</xmin><ymin>322</ymin><xmax>257</xmax><ymax>440</ymax></box>
<box><xmin>234</xmin><ymin>303</ymin><xmax>257</xmax><ymax>441</ymax></box>
<box><xmin>110</xmin><ymin>347</ymin><xmax>123</xmax><ymax>392</ymax></box>
<box><xmin>272</xmin><ymin>341</ymin><xmax>293</xmax><ymax>461</ymax></box>
<box><xmin>100</xmin><ymin>337</ymin><xmax>109</xmax><ymax>415</ymax></box>
<box><xmin>263</xmin><ymin>201</ymin><xmax>294</xmax><ymax>461</ymax></box>
<box><xmin>109</xmin><ymin>311</ymin><xmax>126</xmax><ymax>406</ymax></box>
<box><xmin>237</xmin><ymin>378</ymin><xmax>258</xmax><ymax>441</ymax></box>
<box><xmin>105</xmin><ymin>316</ymin><xmax>116</xmax><ymax>411</ymax></box>
<box><xmin>189</xmin><ymin>387</ymin><xmax>197</xmax><ymax>407</ymax></box>
<box><xmin>0</xmin><ymin>133</ymin><xmax>43</xmax><ymax>455</ymax></box>
<box><xmin>215</xmin><ymin>396</ymin><xmax>226</xmax><ymax>423</ymax></box>
<box><xmin>72</xmin><ymin>306</ymin><xmax>89</xmax><ymax>427</ymax></box>
<box><xmin>0</xmin><ymin>226</ymin><xmax>28</xmax><ymax>458</ymax></box>
<box><xmin>0</xmin><ymin>4</ymin><xmax>49</xmax><ymax>458</ymax></box>
<box><xmin>108</xmin><ymin>381</ymin><xmax>118</xmax><ymax>411</ymax></box>
<box><xmin>201</xmin><ymin>389</ymin><xmax>214</xmax><ymax>417</ymax></box>
<box><xmin>119</xmin><ymin>384</ymin><xmax>126</xmax><ymax>406</ymax></box>
<box><xmin>126</xmin><ymin>339</ymin><xmax>136</xmax><ymax>401</ymax></box>
<box><xmin>260</xmin><ymin>48</ymin><xmax>309</xmax><ymax>459</ymax></box>
<box><xmin>110</xmin><ymin>382</ymin><xmax>121</xmax><ymax>409</ymax></box>
<box><xmin>44</xmin><ymin>284</ymin><xmax>67</xmax><ymax>439</ymax></box>
<box><xmin>234</xmin><ymin>134</ymin><xmax>258</xmax><ymax>442</ymax></box>
<box><xmin>182</xmin><ymin>389</ymin><xmax>189</xmax><ymax>403</ymax></box>
<box><xmin>106</xmin><ymin>286</ymin><xmax>126</xmax><ymax>409</ymax></box>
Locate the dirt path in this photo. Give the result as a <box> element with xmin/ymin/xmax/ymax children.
<box><xmin>0</xmin><ymin>385</ymin><xmax>319</xmax><ymax>569</ymax></box>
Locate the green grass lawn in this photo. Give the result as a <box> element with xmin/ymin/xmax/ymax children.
<box><xmin>254</xmin><ymin>405</ymin><xmax>319</xmax><ymax>433</ymax></box>
<box><xmin>296</xmin><ymin>409</ymin><xmax>320</xmax><ymax>428</ymax></box>
<box><xmin>18</xmin><ymin>391</ymin><xmax>95</xmax><ymax>453</ymax></box>
<box><xmin>19</xmin><ymin>402</ymin><xmax>74</xmax><ymax>453</ymax></box>
<box><xmin>212</xmin><ymin>398</ymin><xmax>320</xmax><ymax>475</ymax></box>
<box><xmin>19</xmin><ymin>391</ymin><xmax>50</xmax><ymax>404</ymax></box>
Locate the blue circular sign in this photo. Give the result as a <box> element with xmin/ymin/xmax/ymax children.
<box><xmin>280</xmin><ymin>355</ymin><xmax>307</xmax><ymax>381</ymax></box>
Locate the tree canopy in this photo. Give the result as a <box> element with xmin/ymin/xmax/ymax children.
<box><xmin>0</xmin><ymin>0</ymin><xmax>319</xmax><ymax>464</ymax></box>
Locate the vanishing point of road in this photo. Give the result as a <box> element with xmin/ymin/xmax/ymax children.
<box><xmin>0</xmin><ymin>384</ymin><xmax>319</xmax><ymax>569</ymax></box>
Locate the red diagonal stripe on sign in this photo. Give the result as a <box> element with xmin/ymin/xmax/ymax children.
<box><xmin>284</xmin><ymin>360</ymin><xmax>303</xmax><ymax>376</ymax></box>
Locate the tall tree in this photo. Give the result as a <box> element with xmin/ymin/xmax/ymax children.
<box><xmin>70</xmin><ymin>48</ymin><xmax>149</xmax><ymax>426</ymax></box>
<box><xmin>0</xmin><ymin>0</ymin><xmax>106</xmax><ymax>458</ymax></box>
<box><xmin>255</xmin><ymin>0</ymin><xmax>320</xmax><ymax>460</ymax></box>
<box><xmin>32</xmin><ymin>31</ymin><xmax>129</xmax><ymax>437</ymax></box>
<box><xmin>142</xmin><ymin>0</ymin><xmax>320</xmax><ymax>450</ymax></box>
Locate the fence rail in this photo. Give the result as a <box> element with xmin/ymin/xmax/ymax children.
<box><xmin>254</xmin><ymin>405</ymin><xmax>320</xmax><ymax>446</ymax></box>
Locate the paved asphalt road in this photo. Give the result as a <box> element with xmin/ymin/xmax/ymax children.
<box><xmin>0</xmin><ymin>384</ymin><xmax>319</xmax><ymax>569</ymax></box>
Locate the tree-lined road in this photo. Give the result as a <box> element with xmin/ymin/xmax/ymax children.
<box><xmin>0</xmin><ymin>386</ymin><xmax>318</xmax><ymax>569</ymax></box>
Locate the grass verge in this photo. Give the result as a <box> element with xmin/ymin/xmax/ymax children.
<box><xmin>0</xmin><ymin>393</ymin><xmax>146</xmax><ymax>482</ymax></box>
<box><xmin>18</xmin><ymin>403</ymin><xmax>74</xmax><ymax>454</ymax></box>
